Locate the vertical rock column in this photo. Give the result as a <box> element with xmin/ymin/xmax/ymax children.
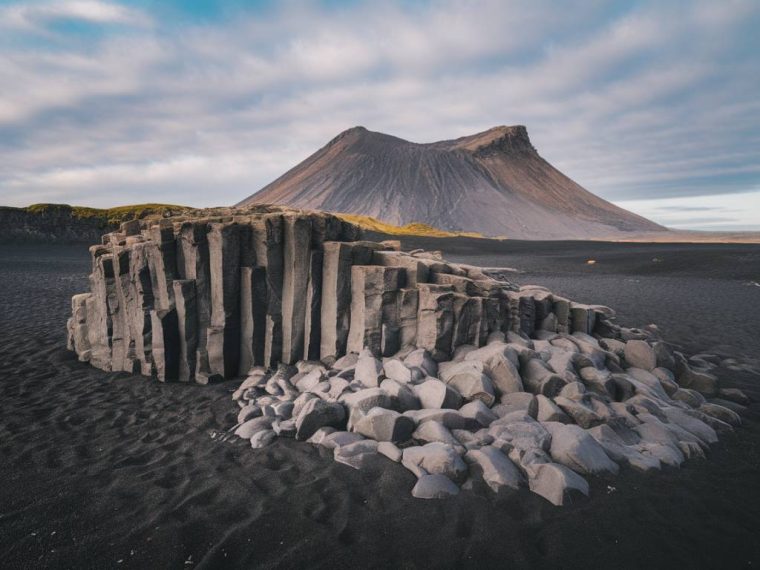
<box><xmin>553</xmin><ymin>297</ymin><xmax>571</xmax><ymax>333</ymax></box>
<box><xmin>319</xmin><ymin>242</ymin><xmax>379</xmax><ymax>360</ymax></box>
<box><xmin>251</xmin><ymin>214</ymin><xmax>284</xmax><ymax>369</ymax></box>
<box><xmin>173</xmin><ymin>279</ymin><xmax>198</xmax><ymax>382</ymax></box>
<box><xmin>177</xmin><ymin>221</ymin><xmax>212</xmax><ymax>383</ymax></box>
<box><xmin>206</xmin><ymin>222</ymin><xmax>241</xmax><ymax>381</ymax></box>
<box><xmin>451</xmin><ymin>295</ymin><xmax>483</xmax><ymax>351</ymax></box>
<box><xmin>150</xmin><ymin>307</ymin><xmax>180</xmax><ymax>382</ymax></box>
<box><xmin>415</xmin><ymin>284</ymin><xmax>455</xmax><ymax>360</ymax></box>
<box><xmin>86</xmin><ymin>246</ymin><xmax>114</xmax><ymax>371</ymax></box>
<box><xmin>67</xmin><ymin>293</ymin><xmax>92</xmax><ymax>359</ymax></box>
<box><xmin>126</xmin><ymin>241</ymin><xmax>154</xmax><ymax>376</ymax></box>
<box><xmin>518</xmin><ymin>294</ymin><xmax>536</xmax><ymax>337</ymax></box>
<box><xmin>396</xmin><ymin>288</ymin><xmax>419</xmax><ymax>354</ymax></box>
<box><xmin>110</xmin><ymin>249</ymin><xmax>133</xmax><ymax>372</ymax></box>
<box><xmin>146</xmin><ymin>221</ymin><xmax>180</xmax><ymax>381</ymax></box>
<box><xmin>147</xmin><ymin>220</ymin><xmax>177</xmax><ymax>313</ymax></box>
<box><xmin>102</xmin><ymin>253</ymin><xmax>129</xmax><ymax>372</ymax></box>
<box><xmin>347</xmin><ymin>266</ymin><xmax>404</xmax><ymax>356</ymax></box>
<box><xmin>304</xmin><ymin>249</ymin><xmax>324</xmax><ymax>361</ymax></box>
<box><xmin>280</xmin><ymin>215</ymin><xmax>313</xmax><ymax>364</ymax></box>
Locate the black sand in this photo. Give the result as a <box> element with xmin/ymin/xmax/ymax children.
<box><xmin>1</xmin><ymin>241</ymin><xmax>759</xmax><ymax>569</ymax></box>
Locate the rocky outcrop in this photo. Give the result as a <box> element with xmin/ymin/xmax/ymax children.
<box><xmin>67</xmin><ymin>206</ymin><xmax>748</xmax><ymax>505</ymax></box>
<box><xmin>0</xmin><ymin>206</ymin><xmax>115</xmax><ymax>244</ymax></box>
<box><xmin>228</xmin><ymin>296</ymin><xmax>746</xmax><ymax>505</ymax></box>
<box><xmin>238</xmin><ymin>126</ymin><xmax>665</xmax><ymax>239</ymax></box>
<box><xmin>0</xmin><ymin>204</ymin><xmax>187</xmax><ymax>244</ymax></box>
<box><xmin>67</xmin><ymin>206</ymin><xmax>622</xmax><ymax>383</ymax></box>
<box><xmin>68</xmin><ymin>206</ymin><xmax>362</xmax><ymax>382</ymax></box>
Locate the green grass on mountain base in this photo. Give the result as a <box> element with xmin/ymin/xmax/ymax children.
<box><xmin>24</xmin><ymin>203</ymin><xmax>190</xmax><ymax>225</ymax></box>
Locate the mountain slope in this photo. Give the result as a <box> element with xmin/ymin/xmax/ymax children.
<box><xmin>237</xmin><ymin>125</ymin><xmax>664</xmax><ymax>239</ymax></box>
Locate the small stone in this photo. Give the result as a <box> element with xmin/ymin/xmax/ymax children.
<box><xmin>626</xmin><ymin>368</ymin><xmax>670</xmax><ymax>400</ymax></box>
<box><xmin>306</xmin><ymin>426</ymin><xmax>336</xmax><ymax>445</ymax></box>
<box><xmin>411</xmin><ymin>473</ymin><xmax>460</xmax><ymax>499</ymax></box>
<box><xmin>579</xmin><ymin>367</ymin><xmax>615</xmax><ymax>397</ymax></box>
<box><xmin>624</xmin><ymin>340</ymin><xmax>656</xmax><ymax>371</ymax></box>
<box><xmin>237</xmin><ymin>404</ymin><xmax>261</xmax><ymax>424</ymax></box>
<box><xmin>334</xmin><ymin>440</ymin><xmax>379</xmax><ymax>469</ymax></box>
<box><xmin>322</xmin><ymin>430</ymin><xmax>365</xmax><ymax>449</ymax></box>
<box><xmin>354</xmin><ymin>349</ymin><xmax>384</xmax><ymax>388</ymax></box>
<box><xmin>543</xmin><ymin>422</ymin><xmax>619</xmax><ymax>476</ymax></box>
<box><xmin>404</xmin><ymin>348</ymin><xmax>438</xmax><ymax>377</ymax></box>
<box><xmin>459</xmin><ymin>400</ymin><xmax>498</xmax><ymax>427</ymax></box>
<box><xmin>652</xmin><ymin>367</ymin><xmax>679</xmax><ymax>396</ymax></box>
<box><xmin>250</xmin><ymin>429</ymin><xmax>276</xmax><ymax>448</ymax></box>
<box><xmin>272</xmin><ymin>401</ymin><xmax>294</xmax><ymax>419</ymax></box>
<box><xmin>652</xmin><ymin>341</ymin><xmax>676</xmax><ymax>371</ymax></box>
<box><xmin>403</xmin><ymin>409</ymin><xmax>472</xmax><ymax>430</ymax></box>
<box><xmin>402</xmin><ymin>442</ymin><xmax>468</xmax><ymax>483</ymax></box>
<box><xmin>328</xmin><ymin>377</ymin><xmax>351</xmax><ymax>400</ymax></box>
<box><xmin>414</xmin><ymin>379</ymin><xmax>463</xmax><ymax>409</ymax></box>
<box><xmin>444</xmin><ymin>370</ymin><xmax>495</xmax><ymax>407</ymax></box>
<box><xmin>272</xmin><ymin>418</ymin><xmax>296</xmax><ymax>438</ymax></box>
<box><xmin>295</xmin><ymin>368</ymin><xmax>324</xmax><ymax>392</ymax></box>
<box><xmin>521</xmin><ymin>358</ymin><xmax>566</xmax><ymax>397</ymax></box>
<box><xmin>342</xmin><ymin>388</ymin><xmax>394</xmax><ymax>414</ymax></box>
<box><xmin>527</xmin><ymin>463</ymin><xmax>589</xmax><ymax>506</ymax></box>
<box><xmin>493</xmin><ymin>392</ymin><xmax>537</xmax><ymax>418</ymax></box>
<box><xmin>378</xmin><ymin>441</ymin><xmax>403</xmax><ymax>462</ymax></box>
<box><xmin>699</xmin><ymin>403</ymin><xmax>741</xmax><ymax>427</ymax></box>
<box><xmin>587</xmin><ymin>424</ymin><xmax>660</xmax><ymax>473</ymax></box>
<box><xmin>672</xmin><ymin>388</ymin><xmax>705</xmax><ymax>408</ymax></box>
<box><xmin>535</xmin><ymin>395</ymin><xmax>571</xmax><ymax>423</ymax></box>
<box><xmin>354</xmin><ymin>407</ymin><xmax>415</xmax><ymax>442</ymax></box>
<box><xmin>380</xmin><ymin>378</ymin><xmax>420</xmax><ymax>411</ymax></box>
<box><xmin>295</xmin><ymin>398</ymin><xmax>346</xmax><ymax>440</ymax></box>
<box><xmin>464</xmin><ymin>343</ymin><xmax>524</xmax><ymax>395</ymax></box>
<box><xmin>489</xmin><ymin>420</ymin><xmax>552</xmax><ymax>453</ymax></box>
<box><xmin>413</xmin><ymin>421</ymin><xmax>464</xmax><ymax>451</ymax></box>
<box><xmin>553</xmin><ymin>396</ymin><xmax>604</xmax><ymax>429</ymax></box>
<box><xmin>718</xmin><ymin>388</ymin><xmax>750</xmax><ymax>406</ymax></box>
<box><xmin>465</xmin><ymin>446</ymin><xmax>523</xmax><ymax>492</ymax></box>
<box><xmin>380</xmin><ymin>358</ymin><xmax>411</xmax><ymax>384</ymax></box>
<box><xmin>333</xmin><ymin>353</ymin><xmax>359</xmax><ymax>370</ymax></box>
<box><xmin>235</xmin><ymin>416</ymin><xmax>274</xmax><ymax>439</ymax></box>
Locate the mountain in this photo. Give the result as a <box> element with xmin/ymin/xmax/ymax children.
<box><xmin>237</xmin><ymin>125</ymin><xmax>664</xmax><ymax>239</ymax></box>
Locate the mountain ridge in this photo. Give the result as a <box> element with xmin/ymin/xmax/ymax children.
<box><xmin>238</xmin><ymin>125</ymin><xmax>664</xmax><ymax>240</ymax></box>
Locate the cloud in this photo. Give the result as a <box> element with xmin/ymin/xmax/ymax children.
<box><xmin>0</xmin><ymin>0</ymin><xmax>758</xmax><ymax>232</ymax></box>
<box><xmin>1</xmin><ymin>1</ymin><xmax>151</xmax><ymax>32</ymax></box>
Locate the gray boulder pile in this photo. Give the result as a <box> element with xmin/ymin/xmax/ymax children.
<box><xmin>231</xmin><ymin>327</ymin><xmax>747</xmax><ymax>505</ymax></box>
<box><xmin>65</xmin><ymin>206</ymin><xmax>749</xmax><ymax>505</ymax></box>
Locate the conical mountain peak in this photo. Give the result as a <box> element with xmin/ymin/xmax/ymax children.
<box><xmin>238</xmin><ymin>126</ymin><xmax>663</xmax><ymax>239</ymax></box>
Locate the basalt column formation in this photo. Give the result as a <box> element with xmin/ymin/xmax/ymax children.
<box><xmin>67</xmin><ymin>207</ymin><xmax>611</xmax><ymax>383</ymax></box>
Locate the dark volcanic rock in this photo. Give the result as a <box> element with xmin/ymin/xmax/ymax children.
<box><xmin>237</xmin><ymin>126</ymin><xmax>664</xmax><ymax>239</ymax></box>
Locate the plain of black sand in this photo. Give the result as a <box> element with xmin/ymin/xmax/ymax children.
<box><xmin>0</xmin><ymin>239</ymin><xmax>758</xmax><ymax>569</ymax></box>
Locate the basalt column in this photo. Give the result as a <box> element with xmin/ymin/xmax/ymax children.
<box><xmin>320</xmin><ymin>241</ymin><xmax>381</xmax><ymax>360</ymax></box>
<box><xmin>251</xmin><ymin>214</ymin><xmax>284</xmax><ymax>369</ymax></box>
<box><xmin>281</xmin><ymin>215</ymin><xmax>313</xmax><ymax>364</ymax></box>
<box><xmin>177</xmin><ymin>221</ymin><xmax>212</xmax><ymax>383</ymax></box>
<box><xmin>347</xmin><ymin>265</ymin><xmax>404</xmax><ymax>356</ymax></box>
<box><xmin>206</xmin><ymin>222</ymin><xmax>242</xmax><ymax>381</ymax></box>
<box><xmin>71</xmin><ymin>207</ymin><xmax>629</xmax><ymax>387</ymax></box>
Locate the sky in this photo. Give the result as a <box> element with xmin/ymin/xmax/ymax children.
<box><xmin>0</xmin><ymin>0</ymin><xmax>759</xmax><ymax>231</ymax></box>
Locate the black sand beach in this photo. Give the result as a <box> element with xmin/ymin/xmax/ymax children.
<box><xmin>1</xmin><ymin>240</ymin><xmax>759</xmax><ymax>569</ymax></box>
